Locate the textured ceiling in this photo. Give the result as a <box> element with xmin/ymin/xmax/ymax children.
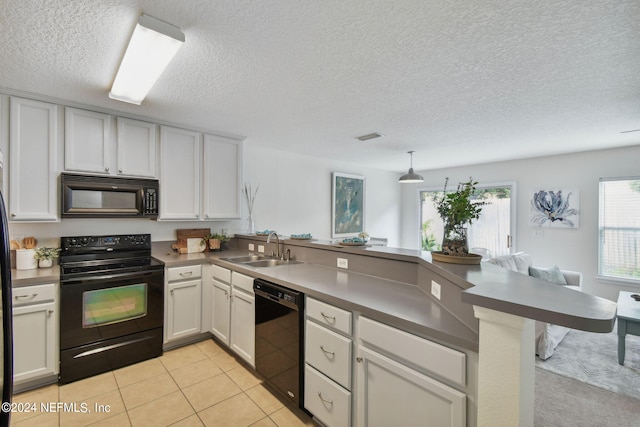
<box><xmin>1</xmin><ymin>0</ymin><xmax>639</xmax><ymax>172</ymax></box>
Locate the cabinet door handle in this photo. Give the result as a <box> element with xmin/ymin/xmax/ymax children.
<box><xmin>179</xmin><ymin>271</ymin><xmax>193</xmax><ymax>277</ymax></box>
<box><xmin>320</xmin><ymin>345</ymin><xmax>335</xmax><ymax>356</ymax></box>
<box><xmin>47</xmin><ymin>309</ymin><xmax>54</xmax><ymax>316</ymax></box>
<box><xmin>317</xmin><ymin>392</ymin><xmax>333</xmax><ymax>405</ymax></box>
<box><xmin>118</xmin><ymin>169</ymin><xmax>123</xmax><ymax>174</ymax></box>
<box><xmin>170</xmin><ymin>289</ymin><xmax>174</xmax><ymax>295</ymax></box>
<box><xmin>320</xmin><ymin>312</ymin><xmax>336</xmax><ymax>322</ymax></box>
<box><xmin>105</xmin><ymin>167</ymin><xmax>110</xmax><ymax>172</ymax></box>
<box><xmin>356</xmin><ymin>357</ymin><xmax>363</xmax><ymax>363</ymax></box>
<box><xmin>15</xmin><ymin>293</ymin><xmax>38</xmax><ymax>300</ymax></box>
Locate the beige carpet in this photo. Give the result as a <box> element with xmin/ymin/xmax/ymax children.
<box><xmin>535</xmin><ymin>367</ymin><xmax>640</xmax><ymax>427</ymax></box>
<box><xmin>535</xmin><ymin>323</ymin><xmax>640</xmax><ymax>399</ymax></box>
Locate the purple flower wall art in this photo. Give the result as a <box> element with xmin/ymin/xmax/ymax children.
<box><xmin>530</xmin><ymin>189</ymin><xmax>579</xmax><ymax>228</ymax></box>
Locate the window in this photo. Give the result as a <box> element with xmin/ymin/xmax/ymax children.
<box><xmin>599</xmin><ymin>177</ymin><xmax>640</xmax><ymax>282</ymax></box>
<box><xmin>420</xmin><ymin>183</ymin><xmax>514</xmax><ymax>258</ymax></box>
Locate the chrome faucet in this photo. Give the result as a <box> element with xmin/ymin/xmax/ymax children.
<box><xmin>266</xmin><ymin>231</ymin><xmax>281</xmax><ymax>259</ymax></box>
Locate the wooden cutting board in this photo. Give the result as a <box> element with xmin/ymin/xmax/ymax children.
<box><xmin>173</xmin><ymin>229</ymin><xmax>210</xmax><ymax>252</ymax></box>
<box><xmin>176</xmin><ymin>228</ymin><xmax>210</xmax><ymax>240</ymax></box>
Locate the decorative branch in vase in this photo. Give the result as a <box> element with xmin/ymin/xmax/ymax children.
<box><xmin>243</xmin><ymin>183</ymin><xmax>259</xmax><ymax>234</ymax></box>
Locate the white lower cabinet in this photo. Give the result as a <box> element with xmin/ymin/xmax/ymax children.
<box><xmin>165</xmin><ymin>265</ymin><xmax>203</xmax><ymax>343</ymax></box>
<box><xmin>12</xmin><ymin>283</ymin><xmax>59</xmax><ymax>389</ymax></box>
<box><xmin>211</xmin><ymin>278</ymin><xmax>231</xmax><ymax>345</ymax></box>
<box><xmin>356</xmin><ymin>317</ymin><xmax>466</xmax><ymax>427</ymax></box>
<box><xmin>305</xmin><ymin>364</ymin><xmax>351</xmax><ymax>427</ymax></box>
<box><xmin>304</xmin><ymin>297</ymin><xmax>353</xmax><ymax>427</ymax></box>
<box><xmin>230</xmin><ymin>272</ymin><xmax>255</xmax><ymax>366</ymax></box>
<box><xmin>210</xmin><ymin>266</ymin><xmax>255</xmax><ymax>366</ymax></box>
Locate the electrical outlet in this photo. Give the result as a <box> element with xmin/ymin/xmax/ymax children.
<box><xmin>248</xmin><ymin>243</ymin><xmax>255</xmax><ymax>251</ymax></box>
<box><xmin>337</xmin><ymin>258</ymin><xmax>349</xmax><ymax>269</ymax></box>
<box><xmin>258</xmin><ymin>245</ymin><xmax>265</xmax><ymax>253</ymax></box>
<box><xmin>431</xmin><ymin>280</ymin><xmax>441</xmax><ymax>300</ymax></box>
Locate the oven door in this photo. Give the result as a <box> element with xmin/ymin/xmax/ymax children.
<box><xmin>60</xmin><ymin>269</ymin><xmax>164</xmax><ymax>351</ymax></box>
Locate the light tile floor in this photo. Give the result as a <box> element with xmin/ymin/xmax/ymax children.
<box><xmin>11</xmin><ymin>339</ymin><xmax>317</xmax><ymax>427</ymax></box>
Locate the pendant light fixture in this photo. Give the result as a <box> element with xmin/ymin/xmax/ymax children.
<box><xmin>398</xmin><ymin>151</ymin><xmax>424</xmax><ymax>183</ymax></box>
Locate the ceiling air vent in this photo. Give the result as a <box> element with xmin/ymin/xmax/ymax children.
<box><xmin>356</xmin><ymin>132</ymin><xmax>384</xmax><ymax>141</ymax></box>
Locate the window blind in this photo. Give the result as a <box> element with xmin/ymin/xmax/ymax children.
<box><xmin>599</xmin><ymin>178</ymin><xmax>640</xmax><ymax>281</ymax></box>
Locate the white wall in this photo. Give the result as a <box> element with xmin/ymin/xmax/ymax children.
<box><xmin>8</xmin><ymin>144</ymin><xmax>401</xmax><ymax>247</ymax></box>
<box><xmin>400</xmin><ymin>145</ymin><xmax>640</xmax><ymax>301</ymax></box>
<box><xmin>243</xmin><ymin>144</ymin><xmax>402</xmax><ymax>245</ymax></box>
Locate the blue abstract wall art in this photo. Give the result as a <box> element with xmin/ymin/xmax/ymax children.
<box><xmin>332</xmin><ymin>172</ymin><xmax>365</xmax><ymax>237</ymax></box>
<box><xmin>530</xmin><ymin>189</ymin><xmax>579</xmax><ymax>228</ymax></box>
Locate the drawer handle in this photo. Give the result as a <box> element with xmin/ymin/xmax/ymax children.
<box><xmin>179</xmin><ymin>271</ymin><xmax>193</xmax><ymax>277</ymax></box>
<box><xmin>15</xmin><ymin>293</ymin><xmax>38</xmax><ymax>300</ymax></box>
<box><xmin>320</xmin><ymin>345</ymin><xmax>335</xmax><ymax>357</ymax></box>
<box><xmin>320</xmin><ymin>312</ymin><xmax>336</xmax><ymax>322</ymax></box>
<box><xmin>47</xmin><ymin>309</ymin><xmax>54</xmax><ymax>316</ymax></box>
<box><xmin>317</xmin><ymin>392</ymin><xmax>333</xmax><ymax>405</ymax></box>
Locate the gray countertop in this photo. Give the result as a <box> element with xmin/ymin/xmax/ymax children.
<box><xmin>269</xmin><ymin>236</ymin><xmax>617</xmax><ymax>334</ymax></box>
<box><xmin>11</xmin><ymin>265</ymin><xmax>60</xmax><ymax>287</ymax></box>
<box><xmin>152</xmin><ymin>242</ymin><xmax>480</xmax><ymax>351</ymax></box>
<box><xmin>155</xmin><ymin>236</ymin><xmax>618</xmax><ymax>348</ymax></box>
<box><xmin>13</xmin><ymin>239</ymin><xmax>613</xmax><ymax>355</ymax></box>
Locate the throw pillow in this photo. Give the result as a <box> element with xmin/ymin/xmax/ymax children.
<box><xmin>529</xmin><ymin>265</ymin><xmax>568</xmax><ymax>285</ymax></box>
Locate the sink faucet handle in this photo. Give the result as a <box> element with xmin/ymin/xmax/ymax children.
<box><xmin>286</xmin><ymin>248</ymin><xmax>291</xmax><ymax>261</ymax></box>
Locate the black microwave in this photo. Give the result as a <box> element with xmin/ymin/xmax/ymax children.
<box><xmin>61</xmin><ymin>173</ymin><xmax>159</xmax><ymax>218</ymax></box>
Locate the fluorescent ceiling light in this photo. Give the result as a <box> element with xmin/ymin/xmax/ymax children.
<box><xmin>109</xmin><ymin>14</ymin><xmax>185</xmax><ymax>105</ymax></box>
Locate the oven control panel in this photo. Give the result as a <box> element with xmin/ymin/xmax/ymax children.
<box><xmin>61</xmin><ymin>234</ymin><xmax>152</xmax><ymax>252</ymax></box>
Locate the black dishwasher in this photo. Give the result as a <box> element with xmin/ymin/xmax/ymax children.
<box><xmin>254</xmin><ymin>278</ymin><xmax>304</xmax><ymax>408</ymax></box>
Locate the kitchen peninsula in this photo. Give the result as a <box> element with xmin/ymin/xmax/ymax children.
<box><xmin>151</xmin><ymin>234</ymin><xmax>617</xmax><ymax>427</ymax></box>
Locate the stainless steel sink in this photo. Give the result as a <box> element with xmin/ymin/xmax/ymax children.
<box><xmin>243</xmin><ymin>259</ymin><xmax>302</xmax><ymax>268</ymax></box>
<box><xmin>220</xmin><ymin>255</ymin><xmax>268</xmax><ymax>263</ymax></box>
<box><xmin>220</xmin><ymin>255</ymin><xmax>301</xmax><ymax>267</ymax></box>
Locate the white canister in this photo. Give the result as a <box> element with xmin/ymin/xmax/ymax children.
<box><xmin>16</xmin><ymin>249</ymin><xmax>38</xmax><ymax>270</ymax></box>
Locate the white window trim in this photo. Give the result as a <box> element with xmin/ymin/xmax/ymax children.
<box><xmin>416</xmin><ymin>180</ymin><xmax>517</xmax><ymax>254</ymax></box>
<box><xmin>598</xmin><ymin>176</ymin><xmax>640</xmax><ymax>284</ymax></box>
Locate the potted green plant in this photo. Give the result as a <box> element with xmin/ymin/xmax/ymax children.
<box><xmin>34</xmin><ymin>247</ymin><xmax>61</xmax><ymax>268</ymax></box>
<box><xmin>203</xmin><ymin>231</ymin><xmax>231</xmax><ymax>251</ymax></box>
<box><xmin>434</xmin><ymin>177</ymin><xmax>486</xmax><ymax>260</ymax></box>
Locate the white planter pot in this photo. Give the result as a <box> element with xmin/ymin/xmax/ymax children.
<box><xmin>38</xmin><ymin>258</ymin><xmax>53</xmax><ymax>268</ymax></box>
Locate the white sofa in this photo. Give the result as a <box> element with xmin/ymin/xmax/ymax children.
<box><xmin>486</xmin><ymin>252</ymin><xmax>582</xmax><ymax>360</ymax></box>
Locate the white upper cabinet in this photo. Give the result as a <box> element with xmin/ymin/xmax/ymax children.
<box><xmin>116</xmin><ymin>117</ymin><xmax>157</xmax><ymax>178</ymax></box>
<box><xmin>159</xmin><ymin>127</ymin><xmax>244</xmax><ymax>221</ymax></box>
<box><xmin>65</xmin><ymin>108</ymin><xmax>158</xmax><ymax>178</ymax></box>
<box><xmin>159</xmin><ymin>126</ymin><xmax>201</xmax><ymax>220</ymax></box>
<box><xmin>64</xmin><ymin>107</ymin><xmax>111</xmax><ymax>174</ymax></box>
<box><xmin>9</xmin><ymin>97</ymin><xmax>59</xmax><ymax>221</ymax></box>
<box><xmin>202</xmin><ymin>134</ymin><xmax>242</xmax><ymax>219</ymax></box>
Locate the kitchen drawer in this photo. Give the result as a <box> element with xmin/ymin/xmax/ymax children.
<box><xmin>13</xmin><ymin>283</ymin><xmax>56</xmax><ymax>306</ymax></box>
<box><xmin>211</xmin><ymin>264</ymin><xmax>231</xmax><ymax>284</ymax></box>
<box><xmin>167</xmin><ymin>264</ymin><xmax>202</xmax><ymax>282</ymax></box>
<box><xmin>305</xmin><ymin>364</ymin><xmax>351</xmax><ymax>427</ymax></box>
<box><xmin>307</xmin><ymin>297</ymin><xmax>352</xmax><ymax>336</ymax></box>
<box><xmin>231</xmin><ymin>271</ymin><xmax>254</xmax><ymax>293</ymax></box>
<box><xmin>306</xmin><ymin>320</ymin><xmax>352</xmax><ymax>389</ymax></box>
<box><xmin>359</xmin><ymin>316</ymin><xmax>466</xmax><ymax>387</ymax></box>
